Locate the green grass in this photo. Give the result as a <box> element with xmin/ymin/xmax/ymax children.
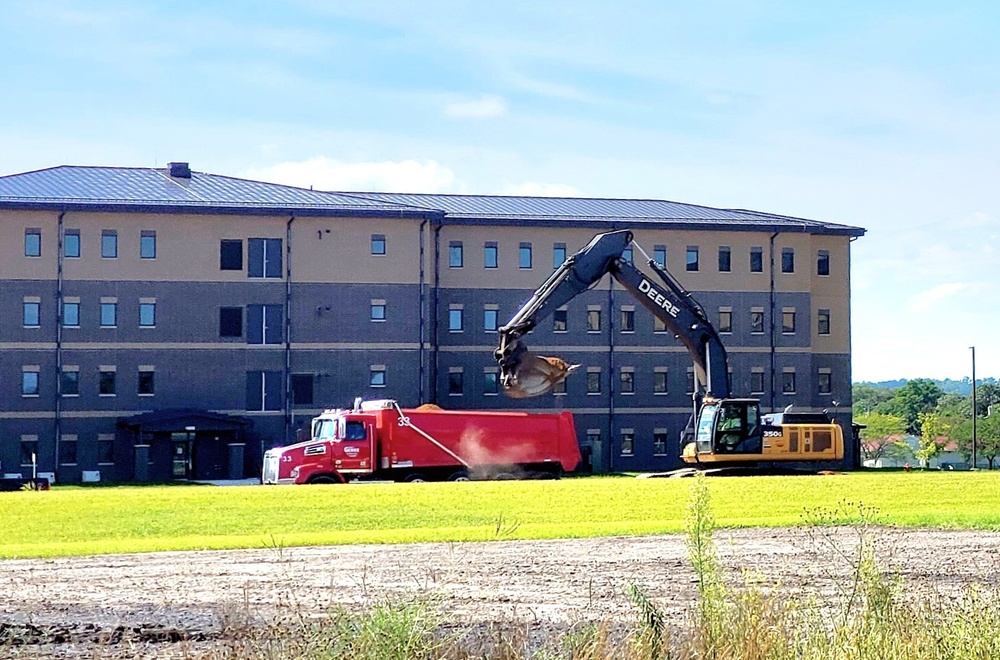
<box><xmin>2</xmin><ymin>471</ymin><xmax>1000</xmax><ymax>559</ymax></box>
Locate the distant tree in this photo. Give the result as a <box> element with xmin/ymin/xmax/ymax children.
<box><xmin>935</xmin><ymin>392</ymin><xmax>970</xmax><ymax>418</ymax></box>
<box><xmin>856</xmin><ymin>412</ymin><xmax>909</xmax><ymax>465</ymax></box>
<box><xmin>881</xmin><ymin>379</ymin><xmax>945</xmax><ymax>435</ymax></box>
<box><xmin>852</xmin><ymin>383</ymin><xmax>895</xmax><ymax>415</ymax></box>
<box><xmin>974</xmin><ymin>382</ymin><xmax>1000</xmax><ymax>417</ymax></box>
<box><xmin>955</xmin><ymin>414</ymin><xmax>1000</xmax><ymax>469</ymax></box>
<box><xmin>916</xmin><ymin>412</ymin><xmax>951</xmax><ymax>466</ymax></box>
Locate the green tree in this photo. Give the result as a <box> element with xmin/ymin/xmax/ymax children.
<box><xmin>852</xmin><ymin>383</ymin><xmax>895</xmax><ymax>415</ymax></box>
<box><xmin>881</xmin><ymin>379</ymin><xmax>945</xmax><ymax>435</ymax></box>
<box><xmin>956</xmin><ymin>414</ymin><xmax>1000</xmax><ymax>469</ymax></box>
<box><xmin>856</xmin><ymin>412</ymin><xmax>909</xmax><ymax>465</ymax></box>
<box><xmin>916</xmin><ymin>412</ymin><xmax>951</xmax><ymax>466</ymax></box>
<box><xmin>973</xmin><ymin>382</ymin><xmax>1000</xmax><ymax>417</ymax></box>
<box><xmin>935</xmin><ymin>392</ymin><xmax>970</xmax><ymax>418</ymax></box>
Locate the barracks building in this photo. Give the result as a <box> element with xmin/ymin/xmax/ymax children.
<box><xmin>0</xmin><ymin>163</ymin><xmax>865</xmax><ymax>483</ymax></box>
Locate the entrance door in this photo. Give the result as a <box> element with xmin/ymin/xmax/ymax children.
<box><xmin>170</xmin><ymin>432</ymin><xmax>192</xmax><ymax>479</ymax></box>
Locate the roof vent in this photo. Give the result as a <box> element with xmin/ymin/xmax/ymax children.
<box><xmin>167</xmin><ymin>162</ymin><xmax>191</xmax><ymax>178</ymax></box>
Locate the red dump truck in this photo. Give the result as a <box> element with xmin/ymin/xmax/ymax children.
<box><xmin>262</xmin><ymin>399</ymin><xmax>581</xmax><ymax>484</ymax></box>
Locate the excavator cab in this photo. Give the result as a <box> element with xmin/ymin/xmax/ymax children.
<box><xmin>689</xmin><ymin>398</ymin><xmax>764</xmax><ymax>458</ymax></box>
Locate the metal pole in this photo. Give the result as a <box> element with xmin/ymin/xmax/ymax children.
<box><xmin>971</xmin><ymin>346</ymin><xmax>977</xmax><ymax>469</ymax></box>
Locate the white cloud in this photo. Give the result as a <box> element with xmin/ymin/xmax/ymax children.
<box><xmin>242</xmin><ymin>157</ymin><xmax>457</xmax><ymax>193</ymax></box>
<box><xmin>444</xmin><ymin>95</ymin><xmax>508</xmax><ymax>119</ymax></box>
<box><xmin>503</xmin><ymin>182</ymin><xmax>583</xmax><ymax>197</ymax></box>
<box><xmin>906</xmin><ymin>282</ymin><xmax>970</xmax><ymax>313</ymax></box>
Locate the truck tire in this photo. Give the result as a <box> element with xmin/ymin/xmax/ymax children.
<box><xmin>310</xmin><ymin>475</ymin><xmax>339</xmax><ymax>485</ymax></box>
<box><xmin>448</xmin><ymin>470</ymin><xmax>470</xmax><ymax>482</ymax></box>
<box><xmin>404</xmin><ymin>473</ymin><xmax>429</xmax><ymax>483</ymax></box>
<box><xmin>493</xmin><ymin>472</ymin><xmax>517</xmax><ymax>481</ymax></box>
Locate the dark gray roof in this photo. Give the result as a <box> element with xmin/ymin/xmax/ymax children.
<box><xmin>357</xmin><ymin>192</ymin><xmax>865</xmax><ymax>236</ymax></box>
<box><xmin>0</xmin><ymin>165</ymin><xmax>436</xmax><ymax>218</ymax></box>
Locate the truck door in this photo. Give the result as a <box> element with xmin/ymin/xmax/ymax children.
<box><xmin>339</xmin><ymin>419</ymin><xmax>374</xmax><ymax>473</ymax></box>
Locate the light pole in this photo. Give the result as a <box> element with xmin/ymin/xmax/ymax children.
<box><xmin>971</xmin><ymin>346</ymin><xmax>977</xmax><ymax>470</ymax></box>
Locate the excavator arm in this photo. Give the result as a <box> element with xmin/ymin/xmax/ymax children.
<box><xmin>495</xmin><ymin>230</ymin><xmax>731</xmax><ymax>399</ymax></box>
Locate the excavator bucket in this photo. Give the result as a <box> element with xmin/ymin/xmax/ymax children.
<box><xmin>501</xmin><ymin>352</ymin><xmax>580</xmax><ymax>398</ymax></box>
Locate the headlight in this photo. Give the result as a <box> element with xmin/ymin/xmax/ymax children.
<box><xmin>290</xmin><ymin>467</ymin><xmax>300</xmax><ymax>478</ymax></box>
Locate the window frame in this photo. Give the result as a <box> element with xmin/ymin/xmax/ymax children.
<box><xmin>749</xmin><ymin>247</ymin><xmax>763</xmax><ymax>273</ymax></box>
<box><xmin>140</xmin><ymin>230</ymin><xmax>157</xmax><ymax>259</ymax></box>
<box><xmin>24</xmin><ymin>228</ymin><xmax>41</xmax><ymax>257</ymax></box>
<box><xmin>100</xmin><ymin>302</ymin><xmax>118</xmax><ymax>328</ymax></box>
<box><xmin>138</xmin><ymin>369</ymin><xmax>156</xmax><ymax>396</ymax></box>
<box><xmin>484</xmin><ymin>242</ymin><xmax>498</xmax><ymax>269</ymax></box>
<box><xmin>518</xmin><ymin>242</ymin><xmax>533</xmax><ymax>269</ymax></box>
<box><xmin>22</xmin><ymin>370</ymin><xmax>39</xmax><ymax>397</ymax></box>
<box><xmin>718</xmin><ymin>246</ymin><xmax>731</xmax><ymax>273</ymax></box>
<box><xmin>817</xmin><ymin>250</ymin><xmax>830</xmax><ymax>276</ymax></box>
<box><xmin>23</xmin><ymin>301</ymin><xmax>40</xmax><ymax>328</ymax></box>
<box><xmin>101</xmin><ymin>230</ymin><xmax>118</xmax><ymax>259</ymax></box>
<box><xmin>220</xmin><ymin>239</ymin><xmax>243</xmax><ymax>270</ymax></box>
<box><xmin>99</xmin><ymin>369</ymin><xmax>117</xmax><ymax>396</ymax></box>
<box><xmin>371</xmin><ymin>234</ymin><xmax>387</xmax><ymax>256</ymax></box>
<box><xmin>553</xmin><ymin>243</ymin><xmax>567</xmax><ymax>269</ymax></box>
<box><xmin>781</xmin><ymin>247</ymin><xmax>795</xmax><ymax>273</ymax></box>
<box><xmin>817</xmin><ymin>308</ymin><xmax>831</xmax><ymax>335</ymax></box>
<box><xmin>686</xmin><ymin>246</ymin><xmax>700</xmax><ymax>272</ymax></box>
<box><xmin>448</xmin><ymin>241</ymin><xmax>464</xmax><ymax>268</ymax></box>
<box><xmin>139</xmin><ymin>302</ymin><xmax>156</xmax><ymax>328</ymax></box>
<box><xmin>448</xmin><ymin>307</ymin><xmax>464</xmax><ymax>332</ymax></box>
<box><xmin>219</xmin><ymin>307</ymin><xmax>243</xmax><ymax>338</ymax></box>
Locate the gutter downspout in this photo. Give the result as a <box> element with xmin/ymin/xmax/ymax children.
<box><xmin>768</xmin><ymin>231</ymin><xmax>779</xmax><ymax>412</ymax></box>
<box><xmin>431</xmin><ymin>221</ymin><xmax>442</xmax><ymax>405</ymax></box>
<box><xmin>54</xmin><ymin>211</ymin><xmax>65</xmax><ymax>477</ymax></box>
<box><xmin>284</xmin><ymin>214</ymin><xmax>294</xmax><ymax>447</ymax></box>
<box><xmin>607</xmin><ymin>281</ymin><xmax>615</xmax><ymax>474</ymax></box>
<box><xmin>418</xmin><ymin>219</ymin><xmax>427</xmax><ymax>403</ymax></box>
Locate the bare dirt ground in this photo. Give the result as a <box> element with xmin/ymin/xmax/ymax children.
<box><xmin>2</xmin><ymin>527</ymin><xmax>1000</xmax><ymax>658</ymax></box>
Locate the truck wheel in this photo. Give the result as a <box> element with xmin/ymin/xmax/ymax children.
<box><xmin>493</xmin><ymin>472</ymin><xmax>517</xmax><ymax>481</ymax></box>
<box><xmin>405</xmin><ymin>473</ymin><xmax>428</xmax><ymax>483</ymax></box>
<box><xmin>448</xmin><ymin>470</ymin><xmax>470</xmax><ymax>482</ymax></box>
<box><xmin>310</xmin><ymin>475</ymin><xmax>339</xmax><ymax>485</ymax></box>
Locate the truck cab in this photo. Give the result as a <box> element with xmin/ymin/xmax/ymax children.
<box><xmin>262</xmin><ymin>409</ymin><xmax>376</xmax><ymax>484</ymax></box>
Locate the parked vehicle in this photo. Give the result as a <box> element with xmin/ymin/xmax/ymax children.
<box><xmin>262</xmin><ymin>399</ymin><xmax>580</xmax><ymax>484</ymax></box>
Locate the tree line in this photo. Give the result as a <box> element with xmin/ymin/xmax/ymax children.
<box><xmin>853</xmin><ymin>379</ymin><xmax>1000</xmax><ymax>468</ymax></box>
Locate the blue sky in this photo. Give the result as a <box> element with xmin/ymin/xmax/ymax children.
<box><xmin>2</xmin><ymin>1</ymin><xmax>998</xmax><ymax>382</ymax></box>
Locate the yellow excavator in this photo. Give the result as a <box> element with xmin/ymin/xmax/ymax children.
<box><xmin>494</xmin><ymin>230</ymin><xmax>844</xmax><ymax>467</ymax></box>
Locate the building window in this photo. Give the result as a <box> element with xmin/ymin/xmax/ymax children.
<box><xmin>291</xmin><ymin>373</ymin><xmax>315</xmax><ymax>406</ymax></box>
<box><xmin>247</xmin><ymin>304</ymin><xmax>283</xmax><ymax>344</ymax></box>
<box><xmin>587</xmin><ymin>307</ymin><xmax>602</xmax><ymax>332</ymax></box>
<box><xmin>22</xmin><ymin>369</ymin><xmax>39</xmax><ymax>396</ymax></box>
<box><xmin>782</xmin><ymin>309</ymin><xmax>796</xmax><ymax>334</ymax></box>
<box><xmin>553</xmin><ymin>308</ymin><xmax>568</xmax><ymax>332</ymax></box>
<box><xmin>622</xmin><ymin>247</ymin><xmax>633</xmax><ymax>264</ymax></box>
<box><xmin>60</xmin><ymin>369</ymin><xmax>79</xmax><ymax>396</ymax></box>
<box><xmin>370</xmin><ymin>366</ymin><xmax>386</xmax><ymax>388</ymax></box>
<box><xmin>220</xmin><ymin>239</ymin><xmax>243</xmax><ymax>270</ymax></box>
<box><xmin>686</xmin><ymin>246</ymin><xmax>699</xmax><ymax>272</ymax></box>
<box><xmin>139</xmin><ymin>302</ymin><xmax>156</xmax><ymax>327</ymax></box>
<box><xmin>219</xmin><ymin>307</ymin><xmax>243</xmax><ymax>337</ymax></box>
<box><xmin>817</xmin><ymin>250</ymin><xmax>830</xmax><ymax>276</ymax></box>
<box><xmin>449</xmin><ymin>241</ymin><xmax>463</xmax><ymax>268</ymax></box>
<box><xmin>586</xmin><ymin>430</ymin><xmax>601</xmax><ymax>458</ymax></box>
<box><xmin>818</xmin><ymin>309</ymin><xmax>831</xmax><ymax>335</ymax></box>
<box><xmin>371</xmin><ymin>234</ymin><xmax>386</xmax><ymax>256</ymax></box>
<box><xmin>620</xmin><ymin>430</ymin><xmax>635</xmax><ymax>456</ymax></box>
<box><xmin>100</xmin><ymin>302</ymin><xmax>117</xmax><ymax>327</ymax></box>
<box><xmin>654</xmin><ymin>317</ymin><xmax>667</xmax><ymax>333</ymax></box>
<box><xmin>64</xmin><ymin>230</ymin><xmax>81</xmax><ymax>258</ymax></box>
<box><xmin>750</xmin><ymin>247</ymin><xmax>763</xmax><ymax>273</ymax></box>
<box><xmin>484</xmin><ymin>242</ymin><xmax>498</xmax><ymax>269</ymax></box>
<box><xmin>750</xmin><ymin>310</ymin><xmax>764</xmax><ymax>334</ymax></box>
<box><xmin>448</xmin><ymin>306</ymin><xmax>464</xmax><ymax>332</ymax></box>
<box><xmin>620</xmin><ymin>308</ymin><xmax>635</xmax><ymax>333</ymax></box>
<box><xmin>484</xmin><ymin>307</ymin><xmax>498</xmax><ymax>332</ymax></box>
<box><xmin>24</xmin><ymin>229</ymin><xmax>41</xmax><ymax>257</ymax></box>
<box><xmin>718</xmin><ymin>246</ymin><xmax>731</xmax><ymax>273</ymax></box>
<box><xmin>248</xmin><ymin>238</ymin><xmax>282</xmax><ymax>278</ymax></box>
<box><xmin>686</xmin><ymin>369</ymin><xmax>695</xmax><ymax>394</ymax></box>
<box><xmin>23</xmin><ymin>301</ymin><xmax>40</xmax><ymax>328</ymax></box>
<box><xmin>483</xmin><ymin>369</ymin><xmax>499</xmax><ymax>396</ymax></box>
<box><xmin>519</xmin><ymin>242</ymin><xmax>532</xmax><ymax>269</ymax></box>
<box><xmin>587</xmin><ymin>368</ymin><xmax>602</xmax><ymax>395</ymax></box>
<box><xmin>138</xmin><ymin>368</ymin><xmax>155</xmax><ymax>396</ymax></box>
<box><xmin>781</xmin><ymin>247</ymin><xmax>794</xmax><ymax>273</ymax></box>
<box><xmin>818</xmin><ymin>371</ymin><xmax>832</xmax><ymax>395</ymax></box>
<box><xmin>60</xmin><ymin>437</ymin><xmax>78</xmax><ymax>465</ymax></box>
<box><xmin>653</xmin><ymin>245</ymin><xmax>666</xmax><ymax>268</ymax></box>
<box><xmin>101</xmin><ymin>230</ymin><xmax>118</xmax><ymax>258</ymax></box>
<box><xmin>782</xmin><ymin>370</ymin><xmax>797</xmax><ymax>394</ymax></box>
<box><xmin>246</xmin><ymin>370</ymin><xmax>282</xmax><ymax>411</ymax></box>
<box><xmin>552</xmin><ymin>377</ymin><xmax>567</xmax><ymax>395</ymax></box>
<box><xmin>21</xmin><ymin>436</ymin><xmax>39</xmax><ymax>466</ymax></box>
<box><xmin>371</xmin><ymin>300</ymin><xmax>386</xmax><ymax>322</ymax></box>
<box><xmin>553</xmin><ymin>243</ymin><xmax>567</xmax><ymax>268</ymax></box>
<box><xmin>99</xmin><ymin>369</ymin><xmax>117</xmax><ymax>396</ymax></box>
<box><xmin>653</xmin><ymin>430</ymin><xmax>668</xmax><ymax>456</ymax></box>
<box><xmin>98</xmin><ymin>437</ymin><xmax>115</xmax><ymax>465</ymax></box>
<box><xmin>63</xmin><ymin>301</ymin><xmax>80</xmax><ymax>327</ymax></box>
<box><xmin>654</xmin><ymin>368</ymin><xmax>668</xmax><ymax>394</ymax></box>
<box><xmin>718</xmin><ymin>309</ymin><xmax>732</xmax><ymax>334</ymax></box>
<box><xmin>448</xmin><ymin>368</ymin><xmax>464</xmax><ymax>396</ymax></box>
<box><xmin>140</xmin><ymin>231</ymin><xmax>157</xmax><ymax>259</ymax></box>
<box><xmin>750</xmin><ymin>370</ymin><xmax>765</xmax><ymax>394</ymax></box>
<box><xmin>620</xmin><ymin>368</ymin><xmax>635</xmax><ymax>394</ymax></box>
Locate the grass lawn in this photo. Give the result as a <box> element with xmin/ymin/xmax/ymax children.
<box><xmin>2</xmin><ymin>471</ymin><xmax>999</xmax><ymax>559</ymax></box>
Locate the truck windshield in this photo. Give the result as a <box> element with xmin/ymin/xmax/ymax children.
<box><xmin>314</xmin><ymin>420</ymin><xmax>336</xmax><ymax>440</ymax></box>
<box><xmin>344</xmin><ymin>420</ymin><xmax>367</xmax><ymax>441</ymax></box>
<box><xmin>696</xmin><ymin>404</ymin><xmax>718</xmax><ymax>452</ymax></box>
